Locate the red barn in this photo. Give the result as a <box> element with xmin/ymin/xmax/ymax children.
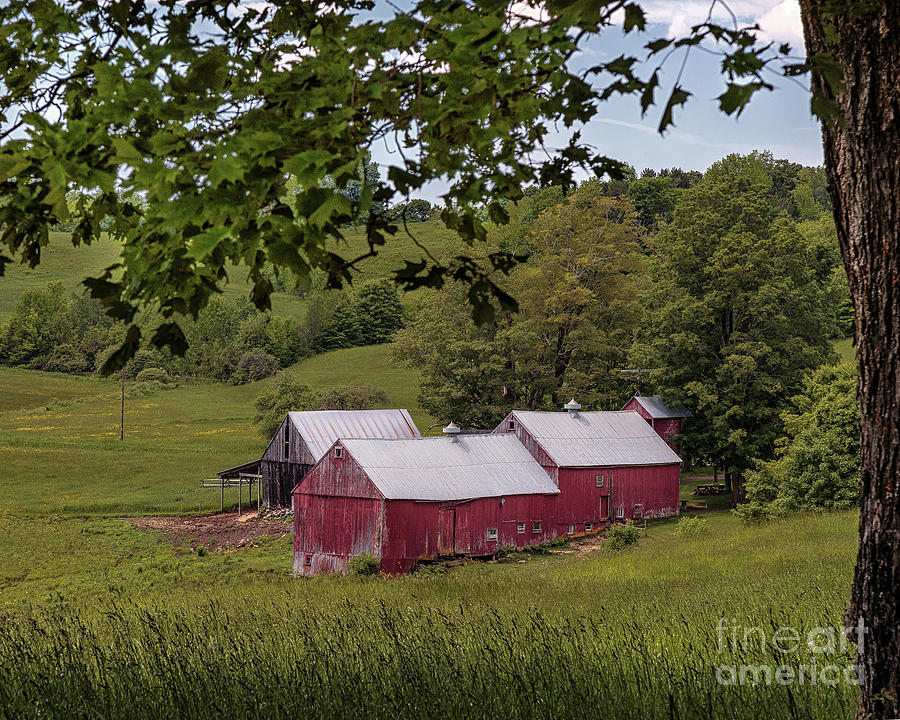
<box><xmin>293</xmin><ymin>433</ymin><xmax>560</xmax><ymax>576</ymax></box>
<box><xmin>620</xmin><ymin>395</ymin><xmax>693</xmax><ymax>455</ymax></box>
<box><xmin>493</xmin><ymin>404</ymin><xmax>682</xmax><ymax>529</ymax></box>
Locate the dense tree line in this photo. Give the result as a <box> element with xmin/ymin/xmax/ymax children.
<box><xmin>0</xmin><ymin>279</ymin><xmax>404</xmax><ymax>383</ymax></box>
<box><xmin>394</xmin><ymin>152</ymin><xmax>854</xmax><ymax>503</ymax></box>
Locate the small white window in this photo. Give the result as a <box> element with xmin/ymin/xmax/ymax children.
<box><xmin>532</xmin><ymin>521</ymin><xmax>541</xmax><ymax>533</ymax></box>
<box><xmin>567</xmin><ymin>523</ymin><xmax>575</xmax><ymax>535</ymax></box>
<box><xmin>595</xmin><ymin>475</ymin><xmax>605</xmax><ymax>488</ymax></box>
<box><xmin>486</xmin><ymin>527</ymin><xmax>498</xmax><ymax>542</ymax></box>
<box><xmin>508</xmin><ymin>420</ymin><xmax>516</xmax><ymax>431</ymax></box>
<box><xmin>585</xmin><ymin>523</ymin><xmax>593</xmax><ymax>532</ymax></box>
<box><xmin>517</xmin><ymin>522</ymin><xmax>525</xmax><ymax>534</ymax></box>
<box><xmin>334</xmin><ymin>447</ymin><xmax>343</xmax><ymax>459</ymax></box>
<box><xmin>634</xmin><ymin>504</ymin><xmax>643</xmax><ymax>520</ymax></box>
<box><xmin>616</xmin><ymin>507</ymin><xmax>625</xmax><ymax>519</ymax></box>
<box><xmin>284</xmin><ymin>425</ymin><xmax>290</xmax><ymax>460</ymax></box>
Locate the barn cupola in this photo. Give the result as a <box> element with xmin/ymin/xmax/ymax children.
<box><xmin>443</xmin><ymin>421</ymin><xmax>461</xmax><ymax>442</ymax></box>
<box><xmin>564</xmin><ymin>398</ymin><xmax>581</xmax><ymax>416</ymax></box>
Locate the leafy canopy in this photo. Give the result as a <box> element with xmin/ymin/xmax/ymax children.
<box><xmin>0</xmin><ymin>0</ymin><xmax>802</xmax><ymax>371</ymax></box>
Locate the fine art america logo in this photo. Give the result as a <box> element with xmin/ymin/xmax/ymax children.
<box><xmin>715</xmin><ymin>618</ymin><xmax>865</xmax><ymax>687</ymax></box>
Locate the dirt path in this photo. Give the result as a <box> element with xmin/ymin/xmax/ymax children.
<box><xmin>128</xmin><ymin>513</ymin><xmax>292</xmax><ymax>551</ymax></box>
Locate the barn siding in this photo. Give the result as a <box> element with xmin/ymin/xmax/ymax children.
<box><xmin>499</xmin><ymin>410</ymin><xmax>681</xmax><ymax>524</ymax></box>
<box><xmin>293</xmin><ymin>447</ymin><xmax>385</xmax><ymax>576</ymax></box>
<box><xmin>621</xmin><ymin>398</ymin><xmax>683</xmax><ymax>454</ymax></box>
<box><xmin>378</xmin><ymin>494</ymin><xmax>560</xmax><ymax>574</ymax></box>
<box><xmin>566</xmin><ymin>463</ymin><xmax>681</xmax><ymax>520</ymax></box>
<box><xmin>260</xmin><ymin>459</ymin><xmax>309</xmax><ymax>509</ymax></box>
<box><xmin>259</xmin><ymin>417</ymin><xmax>315</xmax><ymax>508</ymax></box>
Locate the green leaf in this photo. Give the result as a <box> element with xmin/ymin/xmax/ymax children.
<box><xmin>112</xmin><ymin>137</ymin><xmax>145</xmax><ymax>165</ymax></box>
<box><xmin>623</xmin><ymin>3</ymin><xmax>646</xmax><ymax>33</ymax></box>
<box><xmin>186</xmin><ymin>227</ymin><xmax>230</xmax><ymax>259</ymax></box>
<box><xmin>101</xmin><ymin>324</ymin><xmax>142</xmax><ymax>374</ymax></box>
<box><xmin>718</xmin><ymin>82</ymin><xmax>766</xmax><ymax>117</ymax></box>
<box><xmin>658</xmin><ymin>85</ymin><xmax>691</xmax><ymax>133</ymax></box>
<box><xmin>209</xmin><ymin>156</ymin><xmax>244</xmax><ymax>189</ymax></box>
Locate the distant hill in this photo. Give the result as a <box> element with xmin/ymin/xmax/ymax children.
<box><xmin>0</xmin><ymin>221</ymin><xmax>460</xmax><ymax>321</ymax></box>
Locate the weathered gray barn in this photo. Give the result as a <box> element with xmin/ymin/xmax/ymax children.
<box><xmin>229</xmin><ymin>409</ymin><xmax>422</xmax><ymax>508</ymax></box>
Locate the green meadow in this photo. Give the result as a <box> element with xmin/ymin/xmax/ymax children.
<box><xmin>0</xmin><ymin>224</ymin><xmax>861</xmax><ymax>718</ymax></box>
<box><xmin>0</xmin><ymin>358</ymin><xmax>861</xmax><ymax>718</ymax></box>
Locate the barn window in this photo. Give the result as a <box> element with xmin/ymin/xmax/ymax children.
<box><xmin>508</xmin><ymin>420</ymin><xmax>516</xmax><ymax>431</ymax></box>
<box><xmin>616</xmin><ymin>507</ymin><xmax>625</xmax><ymax>519</ymax></box>
<box><xmin>567</xmin><ymin>523</ymin><xmax>575</xmax><ymax>535</ymax></box>
<box><xmin>634</xmin><ymin>504</ymin><xmax>643</xmax><ymax>520</ymax></box>
<box><xmin>304</xmin><ymin>555</ymin><xmax>311</xmax><ymax>567</ymax></box>
<box><xmin>334</xmin><ymin>447</ymin><xmax>343</xmax><ymax>459</ymax></box>
<box><xmin>517</xmin><ymin>522</ymin><xmax>525</xmax><ymax>534</ymax></box>
<box><xmin>532</xmin><ymin>521</ymin><xmax>541</xmax><ymax>533</ymax></box>
<box><xmin>283</xmin><ymin>425</ymin><xmax>290</xmax><ymax>460</ymax></box>
<box><xmin>585</xmin><ymin>523</ymin><xmax>593</xmax><ymax>532</ymax></box>
<box><xmin>486</xmin><ymin>527</ymin><xmax>498</xmax><ymax>542</ymax></box>
<box><xmin>595</xmin><ymin>475</ymin><xmax>605</xmax><ymax>488</ymax></box>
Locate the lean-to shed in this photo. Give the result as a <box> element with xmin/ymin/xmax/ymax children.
<box><xmin>255</xmin><ymin>409</ymin><xmax>421</xmax><ymax>508</ymax></box>
<box><xmin>493</xmin><ymin>406</ymin><xmax>682</xmax><ymax>529</ymax></box>
<box><xmin>621</xmin><ymin>395</ymin><xmax>693</xmax><ymax>454</ymax></box>
<box><xmin>293</xmin><ymin>433</ymin><xmax>560</xmax><ymax>576</ymax></box>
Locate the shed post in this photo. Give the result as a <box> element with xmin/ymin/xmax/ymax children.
<box><xmin>220</xmin><ymin>478</ymin><xmax>224</xmax><ymax>512</ymax></box>
<box><xmin>238</xmin><ymin>477</ymin><xmax>242</xmax><ymax>515</ymax></box>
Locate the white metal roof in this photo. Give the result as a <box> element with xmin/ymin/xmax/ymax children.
<box><xmin>340</xmin><ymin>435</ymin><xmax>560</xmax><ymax>501</ymax></box>
<box><xmin>508</xmin><ymin>410</ymin><xmax>682</xmax><ymax>467</ymax></box>
<box><xmin>287</xmin><ymin>409</ymin><xmax>420</xmax><ymax>461</ymax></box>
<box><xmin>631</xmin><ymin>396</ymin><xmax>694</xmax><ymax>419</ymax></box>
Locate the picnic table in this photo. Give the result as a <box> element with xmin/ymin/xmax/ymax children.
<box><xmin>693</xmin><ymin>483</ymin><xmax>727</xmax><ymax>496</ymax></box>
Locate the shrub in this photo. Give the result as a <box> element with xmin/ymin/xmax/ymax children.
<box><xmin>347</xmin><ymin>552</ymin><xmax>379</xmax><ymax>576</ymax></box>
<box><xmin>135</xmin><ymin>367</ymin><xmax>172</xmax><ymax>384</ymax></box>
<box><xmin>605</xmin><ymin>521</ymin><xmax>641</xmax><ymax>550</ymax></box>
<box><xmin>232</xmin><ymin>349</ymin><xmax>279</xmax><ymax>384</ymax></box>
<box><xmin>317</xmin><ymin>384</ymin><xmax>388</xmax><ymax>411</ymax></box>
<box><xmin>253</xmin><ymin>378</ymin><xmax>321</xmax><ymax>437</ymax></box>
<box><xmin>673</xmin><ymin>515</ymin><xmax>710</xmax><ymax>538</ymax></box>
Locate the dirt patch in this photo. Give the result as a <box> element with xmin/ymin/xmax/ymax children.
<box><xmin>127</xmin><ymin>513</ymin><xmax>292</xmax><ymax>551</ymax></box>
<box><xmin>550</xmin><ymin>533</ymin><xmax>607</xmax><ymax>556</ymax></box>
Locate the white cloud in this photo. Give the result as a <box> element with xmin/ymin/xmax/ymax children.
<box><xmin>639</xmin><ymin>0</ymin><xmax>804</xmax><ymax>51</ymax></box>
<box><xmin>755</xmin><ymin>1</ymin><xmax>805</xmax><ymax>50</ymax></box>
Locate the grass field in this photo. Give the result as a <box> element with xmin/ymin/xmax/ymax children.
<box><xmin>0</xmin><ymin>343</ymin><xmax>432</xmax><ymax>517</ymax></box>
<box><xmin>0</xmin><ymin>245</ymin><xmax>862</xmax><ymax>718</ymax></box>
<box><xmin>0</xmin><ymin>363</ymin><xmax>861</xmax><ymax>718</ymax></box>
<box><xmin>0</xmin><ymin>223</ymin><xmax>458</xmax><ymax>321</ymax></box>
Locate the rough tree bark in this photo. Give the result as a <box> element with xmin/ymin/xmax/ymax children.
<box><xmin>798</xmin><ymin>3</ymin><xmax>899</xmax><ymax>717</ymax></box>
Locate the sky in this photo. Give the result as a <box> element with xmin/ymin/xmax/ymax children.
<box><xmin>368</xmin><ymin>0</ymin><xmax>823</xmax><ymax>202</ymax></box>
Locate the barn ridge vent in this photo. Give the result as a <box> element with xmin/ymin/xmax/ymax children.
<box><xmin>443</xmin><ymin>421</ymin><xmax>461</xmax><ymax>442</ymax></box>
<box><xmin>563</xmin><ymin>398</ymin><xmax>581</xmax><ymax>416</ymax></box>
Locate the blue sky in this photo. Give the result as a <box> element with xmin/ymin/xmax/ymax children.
<box><xmin>367</xmin><ymin>1</ymin><xmax>821</xmax><ymax>201</ymax></box>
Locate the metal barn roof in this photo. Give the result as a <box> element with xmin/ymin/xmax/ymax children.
<box><xmin>340</xmin><ymin>435</ymin><xmax>560</xmax><ymax>501</ymax></box>
<box><xmin>631</xmin><ymin>396</ymin><xmax>694</xmax><ymax>419</ymax></box>
<box><xmin>287</xmin><ymin>409</ymin><xmax>421</xmax><ymax>461</ymax></box>
<box><xmin>509</xmin><ymin>410</ymin><xmax>682</xmax><ymax>467</ymax></box>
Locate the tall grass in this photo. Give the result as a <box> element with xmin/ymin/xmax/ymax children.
<box><xmin>0</xmin><ymin>598</ymin><xmax>857</xmax><ymax>719</ymax></box>
<box><xmin>0</xmin><ymin>512</ymin><xmax>859</xmax><ymax>719</ymax></box>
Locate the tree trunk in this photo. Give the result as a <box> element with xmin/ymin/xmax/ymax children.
<box><xmin>798</xmin><ymin>4</ymin><xmax>900</xmax><ymax>717</ymax></box>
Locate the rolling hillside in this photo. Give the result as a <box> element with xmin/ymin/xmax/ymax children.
<box><xmin>0</xmin><ymin>222</ymin><xmax>460</xmax><ymax>320</ymax></box>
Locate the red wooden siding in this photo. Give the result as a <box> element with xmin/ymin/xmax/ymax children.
<box><xmin>293</xmin><ymin>443</ymin><xmax>385</xmax><ymax>576</ymax></box>
<box><xmin>621</xmin><ymin>397</ymin><xmax>684</xmax><ymax>455</ymax></box>
<box><xmin>379</xmin><ymin>494</ymin><xmax>560</xmax><ymax>575</ymax></box>
<box><xmin>559</xmin><ymin>464</ymin><xmax>680</xmax><ymax>522</ymax></box>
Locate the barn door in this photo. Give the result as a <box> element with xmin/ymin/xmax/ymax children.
<box><xmin>438</xmin><ymin>508</ymin><xmax>456</xmax><ymax>555</ymax></box>
<box><xmin>599</xmin><ymin>496</ymin><xmax>609</xmax><ymax>521</ymax></box>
